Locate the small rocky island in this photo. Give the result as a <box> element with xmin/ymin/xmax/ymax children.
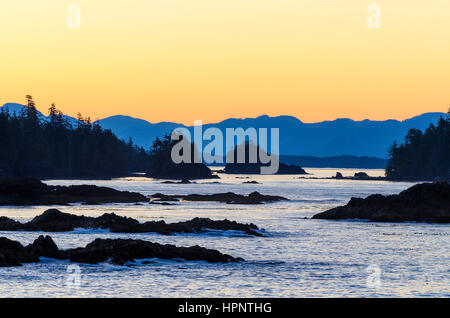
<box><xmin>151</xmin><ymin>191</ymin><xmax>287</xmax><ymax>204</ymax></box>
<box><xmin>0</xmin><ymin>209</ymin><xmax>263</xmax><ymax>236</ymax></box>
<box><xmin>0</xmin><ymin>235</ymin><xmax>243</xmax><ymax>267</ymax></box>
<box><xmin>332</xmin><ymin>171</ymin><xmax>385</xmax><ymax>181</ymax></box>
<box><xmin>145</xmin><ymin>134</ymin><xmax>219</xmax><ymax>180</ymax></box>
<box><xmin>223</xmin><ymin>141</ymin><xmax>307</xmax><ymax>175</ymax></box>
<box><xmin>225</xmin><ymin>162</ymin><xmax>307</xmax><ymax>175</ymax></box>
<box><xmin>312</xmin><ymin>181</ymin><xmax>450</xmax><ymax>223</ymax></box>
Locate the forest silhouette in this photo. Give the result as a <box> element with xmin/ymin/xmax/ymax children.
<box><xmin>386</xmin><ymin>111</ymin><xmax>450</xmax><ymax>180</ymax></box>
<box><xmin>0</xmin><ymin>96</ymin><xmax>151</xmax><ymax>179</ymax></box>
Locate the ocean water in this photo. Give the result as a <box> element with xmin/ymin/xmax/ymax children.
<box><xmin>0</xmin><ymin>168</ymin><xmax>448</xmax><ymax>297</ymax></box>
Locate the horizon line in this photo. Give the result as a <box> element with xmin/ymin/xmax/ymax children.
<box><xmin>1</xmin><ymin>102</ymin><xmax>446</xmax><ymax>126</ymax></box>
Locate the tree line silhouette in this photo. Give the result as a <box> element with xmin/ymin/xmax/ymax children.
<box><xmin>386</xmin><ymin>111</ymin><xmax>450</xmax><ymax>180</ymax></box>
<box><xmin>2</xmin><ymin>96</ymin><xmax>448</xmax><ymax>181</ymax></box>
<box><xmin>0</xmin><ymin>96</ymin><xmax>151</xmax><ymax>179</ymax></box>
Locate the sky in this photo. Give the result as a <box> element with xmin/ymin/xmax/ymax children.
<box><xmin>0</xmin><ymin>0</ymin><xmax>449</xmax><ymax>124</ymax></box>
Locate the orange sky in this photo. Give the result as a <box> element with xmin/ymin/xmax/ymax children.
<box><xmin>1</xmin><ymin>0</ymin><xmax>449</xmax><ymax>124</ymax></box>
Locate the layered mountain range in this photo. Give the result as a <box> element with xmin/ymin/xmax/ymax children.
<box><xmin>2</xmin><ymin>103</ymin><xmax>445</xmax><ymax>161</ymax></box>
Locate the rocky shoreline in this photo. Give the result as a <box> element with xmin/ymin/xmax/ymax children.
<box><xmin>0</xmin><ymin>235</ymin><xmax>242</xmax><ymax>267</ymax></box>
<box><xmin>0</xmin><ymin>209</ymin><xmax>263</xmax><ymax>236</ymax></box>
<box><xmin>312</xmin><ymin>181</ymin><xmax>450</xmax><ymax>223</ymax></box>
<box><xmin>0</xmin><ymin>177</ymin><xmax>148</xmax><ymax>205</ymax></box>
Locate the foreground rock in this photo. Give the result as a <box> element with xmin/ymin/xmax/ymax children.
<box><xmin>151</xmin><ymin>191</ymin><xmax>287</xmax><ymax>204</ymax></box>
<box><xmin>66</xmin><ymin>238</ymin><xmax>241</xmax><ymax>264</ymax></box>
<box><xmin>0</xmin><ymin>237</ymin><xmax>39</xmax><ymax>266</ymax></box>
<box><xmin>0</xmin><ymin>235</ymin><xmax>242</xmax><ymax>267</ymax></box>
<box><xmin>312</xmin><ymin>181</ymin><xmax>450</xmax><ymax>223</ymax></box>
<box><xmin>0</xmin><ymin>177</ymin><xmax>148</xmax><ymax>205</ymax></box>
<box><xmin>0</xmin><ymin>209</ymin><xmax>263</xmax><ymax>236</ymax></box>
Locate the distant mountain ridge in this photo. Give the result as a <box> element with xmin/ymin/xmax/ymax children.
<box><xmin>97</xmin><ymin>112</ymin><xmax>446</xmax><ymax>159</ymax></box>
<box><xmin>1</xmin><ymin>103</ymin><xmax>445</xmax><ymax>159</ymax></box>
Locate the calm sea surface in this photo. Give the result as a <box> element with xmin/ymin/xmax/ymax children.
<box><xmin>0</xmin><ymin>168</ymin><xmax>448</xmax><ymax>297</ymax></box>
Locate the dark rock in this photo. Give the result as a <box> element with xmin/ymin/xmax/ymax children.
<box><xmin>243</xmin><ymin>181</ymin><xmax>260</xmax><ymax>184</ymax></box>
<box><xmin>66</xmin><ymin>238</ymin><xmax>242</xmax><ymax>265</ymax></box>
<box><xmin>335</xmin><ymin>172</ymin><xmax>343</xmax><ymax>179</ymax></box>
<box><xmin>0</xmin><ymin>209</ymin><xmax>263</xmax><ymax>236</ymax></box>
<box><xmin>0</xmin><ymin>237</ymin><xmax>39</xmax><ymax>266</ymax></box>
<box><xmin>157</xmin><ymin>217</ymin><xmax>262</xmax><ymax>236</ymax></box>
<box><xmin>223</xmin><ymin>141</ymin><xmax>307</xmax><ymax>175</ymax></box>
<box><xmin>0</xmin><ymin>216</ymin><xmax>23</xmax><ymax>231</ymax></box>
<box><xmin>147</xmin><ymin>163</ymin><xmax>219</xmax><ymax>180</ymax></box>
<box><xmin>0</xmin><ymin>177</ymin><xmax>148</xmax><ymax>206</ymax></box>
<box><xmin>149</xmin><ymin>201</ymin><xmax>173</xmax><ymax>206</ymax></box>
<box><xmin>26</xmin><ymin>209</ymin><xmax>95</xmax><ymax>232</ymax></box>
<box><xmin>151</xmin><ymin>191</ymin><xmax>287</xmax><ymax>204</ymax></box>
<box><xmin>225</xmin><ymin>162</ymin><xmax>307</xmax><ymax>175</ymax></box>
<box><xmin>312</xmin><ymin>181</ymin><xmax>450</xmax><ymax>223</ymax></box>
<box><xmin>0</xmin><ymin>236</ymin><xmax>243</xmax><ymax>267</ymax></box>
<box><xmin>161</xmin><ymin>178</ymin><xmax>192</xmax><ymax>184</ymax></box>
<box><xmin>25</xmin><ymin>235</ymin><xmax>62</xmax><ymax>259</ymax></box>
<box><xmin>354</xmin><ymin>172</ymin><xmax>370</xmax><ymax>179</ymax></box>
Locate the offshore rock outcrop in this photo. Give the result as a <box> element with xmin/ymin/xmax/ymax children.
<box><xmin>222</xmin><ymin>141</ymin><xmax>307</xmax><ymax>175</ymax></box>
<box><xmin>0</xmin><ymin>177</ymin><xmax>148</xmax><ymax>205</ymax></box>
<box><xmin>312</xmin><ymin>181</ymin><xmax>450</xmax><ymax>223</ymax></box>
<box><xmin>225</xmin><ymin>162</ymin><xmax>307</xmax><ymax>175</ymax></box>
<box><xmin>151</xmin><ymin>191</ymin><xmax>287</xmax><ymax>204</ymax></box>
<box><xmin>0</xmin><ymin>209</ymin><xmax>263</xmax><ymax>236</ymax></box>
<box><xmin>146</xmin><ymin>163</ymin><xmax>220</xmax><ymax>180</ymax></box>
<box><xmin>0</xmin><ymin>235</ymin><xmax>243</xmax><ymax>267</ymax></box>
<box><xmin>145</xmin><ymin>134</ymin><xmax>219</xmax><ymax>180</ymax></box>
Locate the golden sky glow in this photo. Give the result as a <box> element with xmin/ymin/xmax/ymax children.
<box><xmin>1</xmin><ymin>0</ymin><xmax>449</xmax><ymax>124</ymax></box>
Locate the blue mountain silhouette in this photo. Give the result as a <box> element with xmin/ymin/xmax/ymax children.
<box><xmin>2</xmin><ymin>103</ymin><xmax>445</xmax><ymax>158</ymax></box>
<box><xmin>97</xmin><ymin>113</ymin><xmax>445</xmax><ymax>158</ymax></box>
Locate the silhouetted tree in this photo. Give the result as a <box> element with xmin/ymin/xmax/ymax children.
<box><xmin>386</xmin><ymin>114</ymin><xmax>450</xmax><ymax>180</ymax></box>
